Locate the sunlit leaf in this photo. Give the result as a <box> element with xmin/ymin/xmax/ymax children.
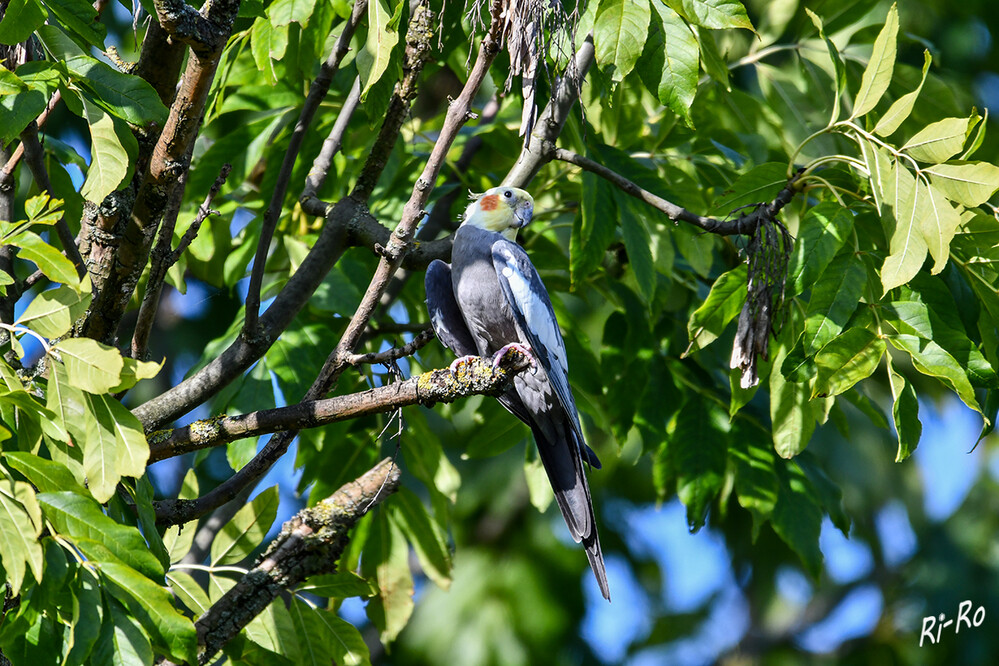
<box><xmin>684</xmin><ymin>264</ymin><xmax>747</xmax><ymax>356</ymax></box>
<box><xmin>902</xmin><ymin>116</ymin><xmax>973</xmax><ymax>164</ymax></box>
<box><xmin>666</xmin><ymin>0</ymin><xmax>754</xmax><ymax>31</ymax></box>
<box><xmin>210</xmin><ymin>485</ymin><xmax>279</xmax><ymax>565</ymax></box>
<box><xmin>851</xmin><ymin>3</ymin><xmax>897</xmax><ymax>118</ymax></box>
<box><xmin>594</xmin><ymin>0</ymin><xmax>651</xmax><ymax>83</ymax></box>
<box><xmin>813</xmin><ymin>328</ymin><xmax>885</xmax><ymax>397</ymax></box>
<box><xmin>924</xmin><ymin>161</ymin><xmax>999</xmax><ymax>207</ymax></box>
<box><xmin>874</xmin><ymin>50</ymin><xmax>931</xmax><ymax>137</ymax></box>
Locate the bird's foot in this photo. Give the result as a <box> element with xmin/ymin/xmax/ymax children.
<box><xmin>492</xmin><ymin>343</ymin><xmax>536</xmax><ymax>370</ymax></box>
<box><xmin>448</xmin><ymin>355</ymin><xmax>479</xmax><ymax>375</ymax></box>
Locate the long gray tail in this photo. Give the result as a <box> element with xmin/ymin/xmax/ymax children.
<box><xmin>531</xmin><ymin>424</ymin><xmax>611</xmax><ymax>601</ymax></box>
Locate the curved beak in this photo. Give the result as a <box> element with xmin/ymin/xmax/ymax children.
<box><xmin>512</xmin><ymin>199</ymin><xmax>534</xmax><ymax>229</ymax></box>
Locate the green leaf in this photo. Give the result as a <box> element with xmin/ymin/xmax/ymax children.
<box><xmin>0</xmin><ymin>67</ymin><xmax>27</xmax><ymax>95</ymax></box>
<box><xmin>23</xmin><ymin>192</ymin><xmax>65</xmax><ymax>226</ymax></box>
<box><xmin>300</xmin><ymin>571</ymin><xmax>377</xmax><ymax>599</ymax></box>
<box><xmin>0</xmin><ymin>476</ymin><xmax>44</xmax><ymax>595</ymax></box>
<box><xmin>37</xmin><ymin>491</ymin><xmax>164</xmax><ymax>579</ymax></box>
<box><xmin>874</xmin><ymin>50</ymin><xmax>931</xmax><ymax>137</ymax></box>
<box><xmin>806</xmin><ymin>8</ymin><xmax>846</xmax><ymax>124</ymax></box>
<box><xmin>887</xmin><ymin>333</ymin><xmax>981</xmax><ymax>414</ymax></box>
<box><xmin>65</xmin><ymin>567</ymin><xmax>104</xmax><ymax>665</ymax></box>
<box><xmin>43</xmin><ymin>0</ymin><xmax>106</xmax><ymax>49</ymax></box>
<box><xmin>242</xmin><ymin>596</ymin><xmax>300</xmax><ymax>661</ymax></box>
<box><xmin>924</xmin><ymin>161</ymin><xmax>999</xmax><ymax>207</ymax></box>
<box><xmin>617</xmin><ymin>192</ymin><xmax>656</xmax><ymax>304</ymax></box>
<box><xmin>684</xmin><ymin>264</ymin><xmax>747</xmax><ymax>356</ymax></box>
<box><xmin>859</xmin><ymin>140</ymin><xmax>894</xmax><ymax>211</ymax></box>
<box><xmin>388</xmin><ymin>488</ymin><xmax>452</xmax><ymax>590</ymax></box>
<box><xmin>165</xmin><ymin>571</ymin><xmax>211</xmax><ymax>616</ymax></box>
<box><xmin>16</xmin><ymin>282</ymin><xmax>91</xmax><ymax>339</ymax></box>
<box><xmin>644</xmin><ymin>2</ymin><xmax>698</xmax><ymax>126</ymax></box>
<box><xmin>666</xmin><ymin>0</ymin><xmax>754</xmax><ymax>31</ymax></box>
<box><xmin>250</xmin><ymin>16</ymin><xmax>289</xmax><ymax>84</ymax></box>
<box><xmin>813</xmin><ymin>328</ymin><xmax>885</xmax><ymax>397</ymax></box>
<box><xmin>356</xmin><ymin>0</ymin><xmax>401</xmax><ymax>100</ymax></box>
<box><xmin>92</xmin><ymin>594</ymin><xmax>153</xmax><ymax>666</ymax></box>
<box><xmin>0</xmin><ymin>0</ymin><xmax>47</xmax><ymax>45</ymax></box>
<box><xmin>770</xmin><ymin>354</ymin><xmax>815</xmax><ymax>459</ymax></box>
<box><xmin>729</xmin><ymin>424</ymin><xmax>778</xmax><ymax>540</ymax></box>
<box><xmin>694</xmin><ymin>26</ymin><xmax>729</xmax><ymax>88</ymax></box>
<box><xmin>960</xmin><ymin>109</ymin><xmax>987</xmax><ymax>160</ymax></box>
<box><xmin>55</xmin><ymin>337</ymin><xmax>124</xmax><ymax>393</ymax></box>
<box><xmin>711</xmin><ymin>162</ymin><xmax>787</xmax><ymax>215</ymax></box>
<box><xmin>771</xmin><ymin>462</ymin><xmax>823</xmax><ymax>577</ymax></box>
<box><xmin>7</xmin><ymin>230</ymin><xmax>80</xmax><ymax>286</ymax></box>
<box><xmin>361</xmin><ymin>510</ymin><xmax>414</xmax><ymax>643</ymax></box>
<box><xmin>210</xmin><ymin>485</ymin><xmax>279</xmax><ymax>565</ymax></box>
<box><xmin>80</xmin><ymin>97</ymin><xmax>137</xmax><ymax>203</ymax></box>
<box><xmin>919</xmin><ymin>179</ymin><xmax>963</xmax><ymax>274</ymax></box>
<box><xmin>37</xmin><ymin>26</ymin><xmax>165</xmax><ymax>126</ymax></box>
<box><xmin>81</xmin><ymin>393</ymin><xmax>149</xmax><ymax>503</ymax></box>
<box><xmin>100</xmin><ymin>561</ymin><xmax>198</xmax><ymax>664</ymax></box>
<box><xmin>45</xmin><ymin>359</ymin><xmax>88</xmax><ymax>447</ymax></box>
<box><xmin>671</xmin><ymin>399</ymin><xmax>727</xmax><ymax>531</ymax></box>
<box><xmin>787</xmin><ymin>202</ymin><xmax>855</xmax><ymax>297</ymax></box>
<box><xmin>881</xmin><ymin>162</ymin><xmax>927</xmax><ymax>293</ymax></box>
<box><xmin>801</xmin><ymin>251</ymin><xmax>866</xmax><ymax>356</ymax></box>
<box><xmin>886</xmin><ymin>355</ymin><xmax>921</xmax><ymax>461</ymax></box>
<box><xmin>570</xmin><ymin>170</ymin><xmax>616</xmax><ymax>286</ymax></box>
<box><xmin>267</xmin><ymin>0</ymin><xmax>317</xmax><ymax>27</ymax></box>
<box><xmin>4</xmin><ymin>452</ymin><xmax>87</xmax><ymax>495</ymax></box>
<box><xmin>294</xmin><ymin>599</ymin><xmax>372</xmax><ymax>666</ymax></box>
<box><xmin>851</xmin><ymin>3</ymin><xmax>897</xmax><ymax>119</ymax></box>
<box><xmin>594</xmin><ymin>0</ymin><xmax>651</xmax><ymax>83</ymax></box>
<box><xmin>902</xmin><ymin>116</ymin><xmax>973</xmax><ymax>164</ymax></box>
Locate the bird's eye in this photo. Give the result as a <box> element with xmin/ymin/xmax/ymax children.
<box><xmin>503</xmin><ymin>190</ymin><xmax>513</xmax><ymax>199</ymax></box>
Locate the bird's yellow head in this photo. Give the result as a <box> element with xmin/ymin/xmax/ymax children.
<box><xmin>461</xmin><ymin>187</ymin><xmax>534</xmax><ymax>241</ymax></box>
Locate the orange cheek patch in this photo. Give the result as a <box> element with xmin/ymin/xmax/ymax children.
<box><xmin>479</xmin><ymin>194</ymin><xmax>499</xmax><ymax>211</ymax></box>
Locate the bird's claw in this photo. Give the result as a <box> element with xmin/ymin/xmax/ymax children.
<box><xmin>493</xmin><ymin>343</ymin><xmax>536</xmax><ymax>371</ymax></box>
<box><xmin>448</xmin><ymin>355</ymin><xmax>478</xmax><ymax>375</ymax></box>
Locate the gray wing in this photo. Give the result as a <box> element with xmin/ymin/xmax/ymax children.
<box><xmin>490</xmin><ymin>240</ymin><xmax>584</xmax><ymax>443</ymax></box>
<box><xmin>425</xmin><ymin>259</ymin><xmax>477</xmax><ymax>357</ymax></box>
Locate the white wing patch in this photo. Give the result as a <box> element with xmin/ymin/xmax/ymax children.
<box><xmin>495</xmin><ymin>253</ymin><xmax>568</xmax><ymax>376</ymax></box>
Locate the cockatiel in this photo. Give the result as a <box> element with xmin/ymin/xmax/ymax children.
<box><xmin>425</xmin><ymin>186</ymin><xmax>610</xmax><ymax>601</ymax></box>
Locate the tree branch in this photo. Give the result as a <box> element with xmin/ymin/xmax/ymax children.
<box><xmin>81</xmin><ymin>0</ymin><xmax>243</xmax><ymax>342</ymax></box>
<box><xmin>243</xmin><ymin>0</ymin><xmax>368</xmax><ymax>334</ymax></box>
<box><xmin>180</xmin><ymin>458</ymin><xmax>401</xmax><ymax>665</ymax></box>
<box><xmin>149</xmin><ymin>349</ymin><xmax>528</xmax><ymax>469</ymax></box>
<box><xmin>131</xmin><ymin>163</ymin><xmax>231</xmax><ymax>360</ymax></box>
<box><xmin>301</xmin><ymin>76</ymin><xmax>361</xmax><ymax>203</ymax></box>
<box><xmin>345</xmin><ymin>327</ymin><xmax>434</xmax><ymax>365</ymax></box>
<box><xmin>134</xmin><ymin>2</ymin><xmax>433</xmax><ymax>430</ymax></box>
<box><xmin>320</xmin><ymin>0</ymin><xmax>506</xmax><ymax>401</ymax></box>
<box><xmin>349</xmin><ymin>2</ymin><xmax>435</xmax><ymax>203</ymax></box>
<box><xmin>555</xmin><ymin>148</ymin><xmax>805</xmax><ymax>235</ymax></box>
<box><xmin>502</xmin><ymin>32</ymin><xmax>595</xmax><ymax>188</ymax></box>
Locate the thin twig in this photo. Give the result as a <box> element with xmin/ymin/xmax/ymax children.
<box><xmin>345</xmin><ymin>327</ymin><xmax>435</xmax><ymax>365</ymax></box>
<box><xmin>244</xmin><ymin>1</ymin><xmax>368</xmax><ymax>334</ymax></box>
<box><xmin>131</xmin><ymin>163</ymin><xmax>231</xmax><ymax>360</ymax></box>
<box><xmin>555</xmin><ymin>148</ymin><xmax>805</xmax><ymax>236</ymax></box>
<box><xmin>301</xmin><ymin>76</ymin><xmax>362</xmax><ymax>203</ymax></box>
